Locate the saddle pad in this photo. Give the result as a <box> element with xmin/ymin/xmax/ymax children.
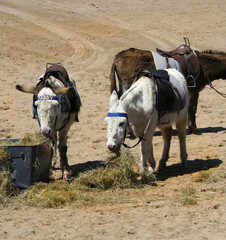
<box><xmin>168</xmin><ymin>71</ymin><xmax>186</xmax><ymax>111</ymax></box>
<box><xmin>152</xmin><ymin>51</ymin><xmax>182</xmax><ymax>73</ymax></box>
<box><xmin>154</xmin><ymin>69</ymin><xmax>185</xmax><ymax>114</ymax></box>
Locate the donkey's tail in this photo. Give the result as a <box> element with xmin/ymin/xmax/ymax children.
<box><xmin>110</xmin><ymin>62</ymin><xmax>117</xmax><ymax>94</ymax></box>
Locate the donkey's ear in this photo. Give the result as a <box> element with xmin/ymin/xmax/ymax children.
<box><xmin>110</xmin><ymin>90</ymin><xmax>118</xmax><ymax>106</ymax></box>
<box><xmin>16</xmin><ymin>85</ymin><xmax>40</xmax><ymax>94</ymax></box>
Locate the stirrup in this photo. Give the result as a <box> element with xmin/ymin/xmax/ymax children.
<box><xmin>159</xmin><ymin>111</ymin><xmax>170</xmax><ymax>124</ymax></box>
<box><xmin>186</xmin><ymin>75</ymin><xmax>196</xmax><ymax>88</ymax></box>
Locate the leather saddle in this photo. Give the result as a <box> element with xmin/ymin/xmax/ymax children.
<box><xmin>156</xmin><ymin>41</ymin><xmax>200</xmax><ymax>86</ymax></box>
<box><xmin>41</xmin><ymin>63</ymin><xmax>70</xmax><ymax>85</ymax></box>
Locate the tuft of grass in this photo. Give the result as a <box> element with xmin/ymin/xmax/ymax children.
<box><xmin>193</xmin><ymin>170</ymin><xmax>218</xmax><ymax>183</ymax></box>
<box><xmin>19</xmin><ymin>181</ymin><xmax>78</xmax><ymax>208</ymax></box>
<box><xmin>0</xmin><ymin>170</ymin><xmax>20</xmax><ymax>201</ymax></box>
<box><xmin>179</xmin><ymin>185</ymin><xmax>198</xmax><ymax>205</ymax></box>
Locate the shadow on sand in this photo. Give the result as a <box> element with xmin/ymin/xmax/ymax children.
<box><xmin>70</xmin><ymin>160</ymin><xmax>108</xmax><ymax>177</ymax></box>
<box><xmin>154</xmin><ymin>126</ymin><xmax>226</xmax><ymax>136</ymax></box>
<box><xmin>156</xmin><ymin>158</ymin><xmax>223</xmax><ymax>181</ymax></box>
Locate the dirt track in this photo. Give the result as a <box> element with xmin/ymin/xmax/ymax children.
<box><xmin>0</xmin><ymin>1</ymin><xmax>225</xmax><ymax>239</ymax></box>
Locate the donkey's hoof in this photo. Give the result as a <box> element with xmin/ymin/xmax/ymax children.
<box><xmin>63</xmin><ymin>172</ymin><xmax>71</xmax><ymax>182</ymax></box>
<box><xmin>182</xmin><ymin>161</ymin><xmax>188</xmax><ymax>168</ymax></box>
<box><xmin>188</xmin><ymin>124</ymin><xmax>200</xmax><ymax>134</ymax></box>
<box><xmin>141</xmin><ymin>173</ymin><xmax>156</xmax><ymax>184</ymax></box>
<box><xmin>158</xmin><ymin>162</ymin><xmax>166</xmax><ymax>171</ymax></box>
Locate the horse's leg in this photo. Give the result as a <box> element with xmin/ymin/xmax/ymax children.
<box><xmin>158</xmin><ymin>126</ymin><xmax>172</xmax><ymax>171</ymax></box>
<box><xmin>188</xmin><ymin>91</ymin><xmax>199</xmax><ymax>133</ymax></box>
<box><xmin>58</xmin><ymin>126</ymin><xmax>70</xmax><ymax>181</ymax></box>
<box><xmin>176</xmin><ymin>117</ymin><xmax>188</xmax><ymax>167</ymax></box>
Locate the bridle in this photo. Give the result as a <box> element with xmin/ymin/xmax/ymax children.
<box><xmin>107</xmin><ymin>111</ymin><xmax>153</xmax><ymax>149</ymax></box>
<box><xmin>36</xmin><ymin>95</ymin><xmax>70</xmax><ymax>131</ymax></box>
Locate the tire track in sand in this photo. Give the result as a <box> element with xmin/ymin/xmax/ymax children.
<box><xmin>0</xmin><ymin>5</ymin><xmax>108</xmax><ymax>71</ymax></box>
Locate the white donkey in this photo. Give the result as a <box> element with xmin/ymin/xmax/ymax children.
<box><xmin>16</xmin><ymin>64</ymin><xmax>81</xmax><ymax>181</ymax></box>
<box><xmin>105</xmin><ymin>68</ymin><xmax>189</xmax><ymax>174</ymax></box>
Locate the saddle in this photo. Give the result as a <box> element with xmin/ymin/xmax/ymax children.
<box><xmin>156</xmin><ymin>38</ymin><xmax>200</xmax><ymax>86</ymax></box>
<box><xmin>153</xmin><ymin>70</ymin><xmax>184</xmax><ymax>123</ymax></box>
<box><xmin>42</xmin><ymin>63</ymin><xmax>70</xmax><ymax>85</ymax></box>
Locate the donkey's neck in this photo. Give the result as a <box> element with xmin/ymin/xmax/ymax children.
<box><xmin>196</xmin><ymin>50</ymin><xmax>226</xmax><ymax>81</ymax></box>
<box><xmin>121</xmin><ymin>77</ymin><xmax>155</xmax><ymax>136</ymax></box>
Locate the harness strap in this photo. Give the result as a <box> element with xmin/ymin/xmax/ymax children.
<box><xmin>207</xmin><ymin>76</ymin><xmax>226</xmax><ymax>98</ymax></box>
<box><xmin>122</xmin><ymin>136</ymin><xmax>145</xmax><ymax>148</ymax></box>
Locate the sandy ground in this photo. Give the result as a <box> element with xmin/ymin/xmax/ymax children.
<box><xmin>0</xmin><ymin>0</ymin><xmax>225</xmax><ymax>239</ymax></box>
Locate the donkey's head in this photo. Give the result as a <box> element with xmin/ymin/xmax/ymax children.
<box><xmin>105</xmin><ymin>91</ymin><xmax>128</xmax><ymax>153</ymax></box>
<box><xmin>16</xmin><ymin>84</ymin><xmax>73</xmax><ymax>137</ymax></box>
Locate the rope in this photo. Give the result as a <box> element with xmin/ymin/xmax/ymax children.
<box><xmin>207</xmin><ymin>77</ymin><xmax>226</xmax><ymax>98</ymax></box>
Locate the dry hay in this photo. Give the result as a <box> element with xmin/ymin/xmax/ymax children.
<box><xmin>0</xmin><ymin>132</ymin><xmax>50</xmax><ymax>147</ymax></box>
<box><xmin>0</xmin><ymin>145</ymin><xmax>19</xmax><ymax>201</ymax></box>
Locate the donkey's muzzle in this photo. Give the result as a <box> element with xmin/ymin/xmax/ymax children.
<box><xmin>41</xmin><ymin>127</ymin><xmax>52</xmax><ymax>138</ymax></box>
<box><xmin>108</xmin><ymin>143</ymin><xmax>117</xmax><ymax>152</ymax></box>
<box><xmin>107</xmin><ymin>143</ymin><xmax>121</xmax><ymax>155</ymax></box>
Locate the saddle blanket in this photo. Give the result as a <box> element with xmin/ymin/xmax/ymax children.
<box><xmin>152</xmin><ymin>51</ymin><xmax>183</xmax><ymax>74</ymax></box>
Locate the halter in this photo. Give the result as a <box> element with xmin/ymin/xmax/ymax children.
<box><xmin>107</xmin><ymin>112</ymin><xmax>128</xmax><ymax>118</ymax></box>
<box><xmin>35</xmin><ymin>95</ymin><xmax>70</xmax><ymax>131</ymax></box>
<box><xmin>107</xmin><ymin>112</ymin><xmax>146</xmax><ymax>149</ymax></box>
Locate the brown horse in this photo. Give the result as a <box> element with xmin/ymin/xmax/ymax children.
<box><xmin>110</xmin><ymin>48</ymin><xmax>226</xmax><ymax>133</ymax></box>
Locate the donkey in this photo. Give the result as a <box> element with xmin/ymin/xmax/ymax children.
<box><xmin>110</xmin><ymin>47</ymin><xmax>226</xmax><ymax>133</ymax></box>
<box><xmin>106</xmin><ymin>68</ymin><xmax>189</xmax><ymax>175</ymax></box>
<box><xmin>16</xmin><ymin>64</ymin><xmax>81</xmax><ymax>181</ymax></box>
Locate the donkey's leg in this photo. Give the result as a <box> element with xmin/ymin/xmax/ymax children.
<box><xmin>140</xmin><ymin>131</ymin><xmax>156</xmax><ymax>174</ymax></box>
<box><xmin>51</xmin><ymin>131</ymin><xmax>57</xmax><ymax>170</ymax></box>
<box><xmin>176</xmin><ymin>118</ymin><xmax>188</xmax><ymax>168</ymax></box>
<box><xmin>58</xmin><ymin>127</ymin><xmax>71</xmax><ymax>181</ymax></box>
<box><xmin>158</xmin><ymin>126</ymin><xmax>172</xmax><ymax>171</ymax></box>
<box><xmin>188</xmin><ymin>92</ymin><xmax>199</xmax><ymax>133</ymax></box>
